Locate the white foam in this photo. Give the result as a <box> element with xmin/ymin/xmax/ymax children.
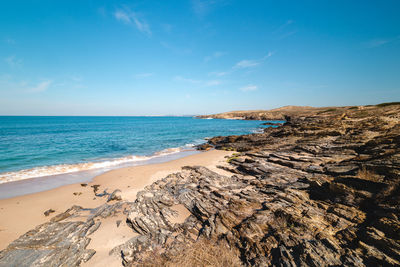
<box><xmin>251</xmin><ymin>128</ymin><xmax>264</xmax><ymax>134</ymax></box>
<box><xmin>0</xmin><ymin>145</ymin><xmax>194</xmax><ymax>184</ymax></box>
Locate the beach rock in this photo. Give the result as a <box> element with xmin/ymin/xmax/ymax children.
<box><xmin>107</xmin><ymin>189</ymin><xmax>122</xmax><ymax>202</ymax></box>
<box><xmin>0</xmin><ymin>203</ymin><xmax>124</xmax><ymax>267</ymax></box>
<box><xmin>116</xmin><ymin>104</ymin><xmax>400</xmax><ymax>266</ymax></box>
<box><xmin>44</xmin><ymin>208</ymin><xmax>55</xmax><ymax>216</ymax></box>
<box><xmin>2</xmin><ymin>103</ymin><xmax>400</xmax><ymax>266</ymax></box>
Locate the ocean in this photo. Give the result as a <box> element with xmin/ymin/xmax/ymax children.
<box><xmin>0</xmin><ymin>116</ymin><xmax>275</xmax><ymax>186</ymax></box>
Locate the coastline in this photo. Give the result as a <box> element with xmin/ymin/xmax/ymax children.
<box><xmin>0</xmin><ymin>149</ymin><xmax>233</xmax><ymax>252</ymax></box>
<box><xmin>0</xmin><ymin>104</ymin><xmax>399</xmax><ymax>266</ymax></box>
<box><xmin>0</xmin><ymin>149</ymin><xmax>199</xmax><ymax>200</ymax></box>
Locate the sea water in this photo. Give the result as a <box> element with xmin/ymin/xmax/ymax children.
<box><xmin>0</xmin><ymin>116</ymin><xmax>277</xmax><ymax>185</ymax></box>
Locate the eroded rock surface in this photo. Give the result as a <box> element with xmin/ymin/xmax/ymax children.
<box><xmin>1</xmin><ymin>104</ymin><xmax>399</xmax><ymax>266</ymax></box>
<box><xmin>119</xmin><ymin>104</ymin><xmax>400</xmax><ymax>266</ymax></box>
<box><xmin>0</xmin><ymin>203</ymin><xmax>124</xmax><ymax>267</ymax></box>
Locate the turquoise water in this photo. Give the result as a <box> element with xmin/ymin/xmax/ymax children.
<box><xmin>0</xmin><ymin>116</ymin><xmax>273</xmax><ymax>184</ymax></box>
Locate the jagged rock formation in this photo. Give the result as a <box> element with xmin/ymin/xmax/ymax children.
<box><xmin>0</xmin><ymin>203</ymin><xmax>124</xmax><ymax>267</ymax></box>
<box><xmin>1</xmin><ymin>103</ymin><xmax>399</xmax><ymax>266</ymax></box>
<box><xmin>119</xmin><ymin>104</ymin><xmax>400</xmax><ymax>266</ymax></box>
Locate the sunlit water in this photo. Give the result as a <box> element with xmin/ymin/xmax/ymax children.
<box><xmin>0</xmin><ymin>116</ymin><xmax>278</xmax><ymax>184</ymax></box>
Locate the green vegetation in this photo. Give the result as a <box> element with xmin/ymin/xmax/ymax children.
<box><xmin>227</xmin><ymin>153</ymin><xmax>241</xmax><ymax>163</ymax></box>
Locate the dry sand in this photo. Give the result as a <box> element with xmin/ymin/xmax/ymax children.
<box><xmin>0</xmin><ymin>149</ymin><xmax>233</xmax><ymax>265</ymax></box>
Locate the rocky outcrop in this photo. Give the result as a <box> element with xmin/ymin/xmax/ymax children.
<box><xmin>197</xmin><ymin>105</ymin><xmax>337</xmax><ymax>120</ymax></box>
<box><xmin>1</xmin><ymin>103</ymin><xmax>399</xmax><ymax>266</ymax></box>
<box><xmin>118</xmin><ymin>104</ymin><xmax>400</xmax><ymax>266</ymax></box>
<box><xmin>0</xmin><ymin>203</ymin><xmax>124</xmax><ymax>267</ymax></box>
<box><xmin>196</xmin><ymin>103</ymin><xmax>400</xmax><ymax>121</ymax></box>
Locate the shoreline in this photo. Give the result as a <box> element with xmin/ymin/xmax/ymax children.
<box><xmin>0</xmin><ymin>149</ymin><xmax>233</xmax><ymax>252</ymax></box>
<box><xmin>1</xmin><ymin>104</ymin><xmax>399</xmax><ymax>266</ymax></box>
<box><xmin>0</xmin><ymin>149</ymin><xmax>199</xmax><ymax>200</ymax></box>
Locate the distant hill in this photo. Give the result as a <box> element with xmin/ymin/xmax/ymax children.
<box><xmin>197</xmin><ymin>103</ymin><xmax>400</xmax><ymax>120</ymax></box>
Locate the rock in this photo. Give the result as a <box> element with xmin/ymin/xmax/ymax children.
<box><xmin>2</xmin><ymin>104</ymin><xmax>400</xmax><ymax>266</ymax></box>
<box><xmin>0</xmin><ymin>203</ymin><xmax>123</xmax><ymax>266</ymax></box>
<box><xmin>116</xmin><ymin>104</ymin><xmax>400</xmax><ymax>266</ymax></box>
<box><xmin>107</xmin><ymin>189</ymin><xmax>122</xmax><ymax>202</ymax></box>
<box><xmin>91</xmin><ymin>184</ymin><xmax>100</xmax><ymax>194</ymax></box>
<box><xmin>44</xmin><ymin>209</ymin><xmax>55</xmax><ymax>217</ymax></box>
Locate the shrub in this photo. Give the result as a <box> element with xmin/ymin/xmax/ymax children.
<box><xmin>134</xmin><ymin>238</ymin><xmax>243</xmax><ymax>267</ymax></box>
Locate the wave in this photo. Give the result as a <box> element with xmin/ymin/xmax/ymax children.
<box><xmin>0</xmin><ymin>144</ymin><xmax>198</xmax><ymax>184</ymax></box>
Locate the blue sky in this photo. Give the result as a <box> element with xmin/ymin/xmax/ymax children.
<box><xmin>0</xmin><ymin>0</ymin><xmax>399</xmax><ymax>115</ymax></box>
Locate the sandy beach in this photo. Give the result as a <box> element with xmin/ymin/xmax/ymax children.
<box><xmin>0</xmin><ymin>149</ymin><xmax>232</xmax><ymax>264</ymax></box>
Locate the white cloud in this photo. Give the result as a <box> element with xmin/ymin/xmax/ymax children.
<box><xmin>191</xmin><ymin>0</ymin><xmax>214</xmax><ymax>17</ymax></box>
<box><xmin>233</xmin><ymin>59</ymin><xmax>260</xmax><ymax>69</ymax></box>
<box><xmin>135</xmin><ymin>73</ymin><xmax>153</xmax><ymax>78</ymax></box>
<box><xmin>209</xmin><ymin>71</ymin><xmax>230</xmax><ymax>77</ymax></box>
<box><xmin>277</xmin><ymin>31</ymin><xmax>297</xmax><ymax>40</ymax></box>
<box><xmin>204</xmin><ymin>51</ymin><xmax>227</xmax><ymax>62</ymax></box>
<box><xmin>366</xmin><ymin>39</ymin><xmax>390</xmax><ymax>48</ymax></box>
<box><xmin>70</xmin><ymin>75</ymin><xmax>83</xmax><ymax>82</ymax></box>
<box><xmin>173</xmin><ymin>76</ymin><xmax>222</xmax><ymax>87</ymax></box>
<box><xmin>206</xmin><ymin>80</ymin><xmax>222</xmax><ymax>86</ymax></box>
<box><xmin>114</xmin><ymin>10</ymin><xmax>131</xmax><ymax>23</ymax></box>
<box><xmin>173</xmin><ymin>75</ymin><xmax>201</xmax><ymax>83</ymax></box>
<box><xmin>161</xmin><ymin>41</ymin><xmax>192</xmax><ymax>55</ymax></box>
<box><xmin>274</xmin><ymin>20</ymin><xmax>294</xmax><ymax>33</ymax></box>
<box><xmin>233</xmin><ymin>52</ymin><xmax>274</xmax><ymax>69</ymax></box>
<box><xmin>5</xmin><ymin>56</ymin><xmax>22</xmax><ymax>68</ymax></box>
<box><xmin>240</xmin><ymin>84</ymin><xmax>258</xmax><ymax>92</ymax></box>
<box><xmin>114</xmin><ymin>9</ymin><xmax>151</xmax><ymax>36</ymax></box>
<box><xmin>30</xmin><ymin>80</ymin><xmax>52</xmax><ymax>93</ymax></box>
<box><xmin>365</xmin><ymin>36</ymin><xmax>400</xmax><ymax>48</ymax></box>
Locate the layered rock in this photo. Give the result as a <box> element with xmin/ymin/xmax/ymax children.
<box><xmin>0</xmin><ymin>203</ymin><xmax>124</xmax><ymax>267</ymax></box>
<box><xmin>119</xmin><ymin>104</ymin><xmax>400</xmax><ymax>266</ymax></box>
<box><xmin>1</xmin><ymin>103</ymin><xmax>399</xmax><ymax>266</ymax></box>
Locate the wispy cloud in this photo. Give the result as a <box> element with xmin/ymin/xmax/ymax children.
<box><xmin>191</xmin><ymin>0</ymin><xmax>215</xmax><ymax>17</ymax></box>
<box><xmin>114</xmin><ymin>8</ymin><xmax>151</xmax><ymax>36</ymax></box>
<box><xmin>191</xmin><ymin>0</ymin><xmax>227</xmax><ymax>17</ymax></box>
<box><xmin>365</xmin><ymin>36</ymin><xmax>400</xmax><ymax>48</ymax></box>
<box><xmin>233</xmin><ymin>52</ymin><xmax>273</xmax><ymax>69</ymax></box>
<box><xmin>234</xmin><ymin>59</ymin><xmax>260</xmax><ymax>69</ymax></box>
<box><xmin>273</xmin><ymin>20</ymin><xmax>297</xmax><ymax>40</ymax></box>
<box><xmin>174</xmin><ymin>75</ymin><xmax>201</xmax><ymax>84</ymax></box>
<box><xmin>205</xmin><ymin>80</ymin><xmax>222</xmax><ymax>86</ymax></box>
<box><xmin>240</xmin><ymin>84</ymin><xmax>258</xmax><ymax>92</ymax></box>
<box><xmin>161</xmin><ymin>41</ymin><xmax>192</xmax><ymax>55</ymax></box>
<box><xmin>209</xmin><ymin>71</ymin><xmax>230</xmax><ymax>77</ymax></box>
<box><xmin>135</xmin><ymin>73</ymin><xmax>154</xmax><ymax>79</ymax></box>
<box><xmin>204</xmin><ymin>51</ymin><xmax>227</xmax><ymax>62</ymax></box>
<box><xmin>174</xmin><ymin>75</ymin><xmax>222</xmax><ymax>87</ymax></box>
<box><xmin>274</xmin><ymin>20</ymin><xmax>294</xmax><ymax>33</ymax></box>
<box><xmin>277</xmin><ymin>30</ymin><xmax>297</xmax><ymax>40</ymax></box>
<box><xmin>5</xmin><ymin>55</ymin><xmax>22</xmax><ymax>68</ymax></box>
<box><xmin>29</xmin><ymin>80</ymin><xmax>52</xmax><ymax>93</ymax></box>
